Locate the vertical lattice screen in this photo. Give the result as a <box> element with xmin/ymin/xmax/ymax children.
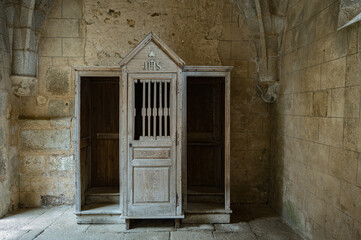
<box><xmin>134</xmin><ymin>80</ymin><xmax>171</xmax><ymax>140</ymax></box>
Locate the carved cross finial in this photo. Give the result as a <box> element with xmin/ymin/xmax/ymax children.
<box><xmin>149</xmin><ymin>50</ymin><xmax>155</xmax><ymax>57</ymax></box>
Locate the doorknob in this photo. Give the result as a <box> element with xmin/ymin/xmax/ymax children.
<box><xmin>129</xmin><ymin>143</ymin><xmax>132</xmax><ymax>147</ymax></box>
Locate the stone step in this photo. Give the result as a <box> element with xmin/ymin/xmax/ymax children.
<box><xmin>76</xmin><ymin>204</ymin><xmax>124</xmax><ymax>224</ymax></box>
<box><xmin>85</xmin><ymin>188</ymin><xmax>119</xmax><ymax>204</ymax></box>
<box><xmin>187</xmin><ymin>187</ymin><xmax>224</xmax><ymax>203</ymax></box>
<box><xmin>187</xmin><ymin>195</ymin><xmax>224</xmax><ymax>203</ymax></box>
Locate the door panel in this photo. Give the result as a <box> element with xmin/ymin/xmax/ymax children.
<box><xmin>127</xmin><ymin>74</ymin><xmax>177</xmax><ymax>217</ymax></box>
<box><xmin>133</xmin><ymin>167</ymin><xmax>170</xmax><ymax>203</ymax></box>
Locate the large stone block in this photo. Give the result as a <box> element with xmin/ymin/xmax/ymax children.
<box><xmin>47</xmin><ymin>100</ymin><xmax>74</xmax><ymax>117</ymax></box>
<box><xmin>47</xmin><ymin>0</ymin><xmax>61</xmax><ymax>18</ymax></box>
<box><xmin>20</xmin><ymin>129</ymin><xmax>71</xmax><ymax>150</ymax></box>
<box><xmin>48</xmin><ymin>155</ymin><xmax>74</xmax><ymax>176</ymax></box>
<box><xmin>319</xmin><ymin>118</ymin><xmax>343</xmax><ymax>147</ymax></box>
<box><xmin>292</xmin><ymin>92</ymin><xmax>312</xmax><ymax>116</ymax></box>
<box><xmin>313</xmin><ymin>91</ymin><xmax>328</xmax><ymax>117</ymax></box>
<box><xmin>306</xmin><ymin>142</ymin><xmax>329</xmax><ymax>172</ymax></box>
<box><xmin>307</xmin><ymin>39</ymin><xmax>324</xmax><ymax>67</ymax></box>
<box><xmin>344</xmin><ymin>118</ymin><xmax>361</xmax><ymax>152</ymax></box>
<box><xmin>42</xmin><ymin>19</ymin><xmax>79</xmax><ymax>37</ymax></box>
<box><xmin>305</xmin><ymin>192</ymin><xmax>326</xmax><ymax>225</ymax></box>
<box><xmin>57</xmin><ymin>177</ymin><xmax>74</xmax><ymax>199</ymax></box>
<box><xmin>325</xmin><ymin>205</ymin><xmax>354</xmax><ymax>240</ymax></box>
<box><xmin>340</xmin><ymin>181</ymin><xmax>361</xmax><ymax>221</ymax></box>
<box><xmin>19</xmin><ymin>97</ymin><xmax>47</xmax><ymax>118</ymax></box>
<box><xmin>344</xmin><ymin>86</ymin><xmax>361</xmax><ymax>118</ymax></box>
<box><xmin>45</xmin><ymin>67</ymin><xmax>70</xmax><ymax>95</ymax></box>
<box><xmin>324</xmin><ymin>30</ymin><xmax>347</xmax><ymax>62</ymax></box>
<box><xmin>347</xmin><ymin>24</ymin><xmax>359</xmax><ymax>55</ymax></box>
<box><xmin>62</xmin><ymin>0</ymin><xmax>82</xmax><ymax>18</ymax></box>
<box><xmin>20</xmin><ymin>176</ymin><xmax>58</xmax><ymax>194</ymax></box>
<box><xmin>297</xmin><ymin>116</ymin><xmax>318</xmax><ymax>142</ymax></box>
<box><xmin>19</xmin><ymin>191</ymin><xmax>42</xmax><ymax>207</ymax></box>
<box><xmin>303</xmin><ymin>65</ymin><xmax>321</xmax><ymax>92</ymax></box>
<box><xmin>295</xmin><ymin>46</ymin><xmax>308</xmax><ymax>71</ymax></box>
<box><xmin>315</xmin><ymin>172</ymin><xmax>340</xmax><ymax>207</ymax></box>
<box><xmin>320</xmin><ymin>57</ymin><xmax>346</xmax><ymax>89</ymax></box>
<box><xmin>329</xmin><ymin>148</ymin><xmax>358</xmax><ymax>184</ymax></box>
<box><xmin>315</xmin><ymin>2</ymin><xmax>338</xmax><ymax>39</ymax></box>
<box><xmin>330</xmin><ymin>88</ymin><xmax>345</xmax><ymax>117</ymax></box>
<box><xmin>62</xmin><ymin>38</ymin><xmax>84</xmax><ymax>57</ymax></box>
<box><xmin>346</xmin><ymin>52</ymin><xmax>361</xmax><ymax>86</ymax></box>
<box><xmin>39</xmin><ymin>38</ymin><xmax>62</xmax><ymax>57</ymax></box>
<box><xmin>19</xmin><ymin>155</ymin><xmax>46</xmax><ymax>176</ymax></box>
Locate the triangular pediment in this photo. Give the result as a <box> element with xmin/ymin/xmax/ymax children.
<box><xmin>120</xmin><ymin>32</ymin><xmax>185</xmax><ymax>68</ymax></box>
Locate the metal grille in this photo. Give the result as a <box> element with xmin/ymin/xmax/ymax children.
<box><xmin>134</xmin><ymin>80</ymin><xmax>171</xmax><ymax>140</ymax></box>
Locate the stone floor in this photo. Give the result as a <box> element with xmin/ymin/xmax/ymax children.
<box><xmin>0</xmin><ymin>205</ymin><xmax>304</xmax><ymax>240</ymax></box>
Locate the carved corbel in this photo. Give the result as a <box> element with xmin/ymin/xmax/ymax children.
<box><xmin>10</xmin><ymin>76</ymin><xmax>38</xmax><ymax>97</ymax></box>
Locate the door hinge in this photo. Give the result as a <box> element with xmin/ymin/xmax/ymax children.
<box><xmin>176</xmin><ymin>132</ymin><xmax>179</xmax><ymax>145</ymax></box>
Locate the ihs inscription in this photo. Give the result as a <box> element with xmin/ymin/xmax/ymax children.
<box><xmin>144</xmin><ymin>50</ymin><xmax>162</xmax><ymax>71</ymax></box>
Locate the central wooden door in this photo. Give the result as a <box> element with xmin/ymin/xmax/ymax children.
<box><xmin>126</xmin><ymin>73</ymin><xmax>177</xmax><ymax>217</ymax></box>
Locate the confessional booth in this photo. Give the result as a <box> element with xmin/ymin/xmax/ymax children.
<box><xmin>74</xmin><ymin>33</ymin><xmax>232</xmax><ymax>228</ymax></box>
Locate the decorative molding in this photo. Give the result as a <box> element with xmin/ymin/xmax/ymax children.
<box><xmin>119</xmin><ymin>32</ymin><xmax>185</xmax><ymax>68</ymax></box>
<box><xmin>183</xmin><ymin>66</ymin><xmax>233</xmax><ymax>72</ymax></box>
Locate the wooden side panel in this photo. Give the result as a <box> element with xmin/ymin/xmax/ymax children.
<box><xmin>187</xmin><ymin>145</ymin><xmax>221</xmax><ymax>188</ymax></box>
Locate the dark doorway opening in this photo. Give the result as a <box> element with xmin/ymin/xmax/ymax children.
<box><xmin>80</xmin><ymin>77</ymin><xmax>119</xmax><ymax>207</ymax></box>
<box><xmin>187</xmin><ymin>76</ymin><xmax>225</xmax><ymax>209</ymax></box>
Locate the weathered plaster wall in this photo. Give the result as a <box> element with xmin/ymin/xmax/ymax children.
<box><xmin>18</xmin><ymin>0</ymin><xmax>271</xmax><ymax>207</ymax></box>
<box><xmin>0</xmin><ymin>0</ymin><xmax>20</xmax><ymax>218</ymax></box>
<box><xmin>271</xmin><ymin>0</ymin><xmax>361</xmax><ymax>239</ymax></box>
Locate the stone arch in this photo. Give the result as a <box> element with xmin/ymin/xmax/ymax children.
<box><xmin>4</xmin><ymin>0</ymin><xmax>56</xmax><ymax>96</ymax></box>
<box><xmin>233</xmin><ymin>0</ymin><xmax>289</xmax><ymax>102</ymax></box>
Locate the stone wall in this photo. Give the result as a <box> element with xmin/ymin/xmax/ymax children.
<box><xmin>0</xmin><ymin>0</ymin><xmax>20</xmax><ymax>218</ymax></box>
<box><xmin>18</xmin><ymin>118</ymin><xmax>74</xmax><ymax>206</ymax></box>
<box><xmin>271</xmin><ymin>0</ymin><xmax>361</xmax><ymax>239</ymax></box>
<box><xmin>18</xmin><ymin>0</ymin><xmax>84</xmax><ymax>207</ymax></box>
<box><xmin>18</xmin><ymin>0</ymin><xmax>271</xmax><ymax>207</ymax></box>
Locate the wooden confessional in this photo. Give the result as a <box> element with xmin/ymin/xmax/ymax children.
<box><xmin>74</xmin><ymin>33</ymin><xmax>232</xmax><ymax>227</ymax></box>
